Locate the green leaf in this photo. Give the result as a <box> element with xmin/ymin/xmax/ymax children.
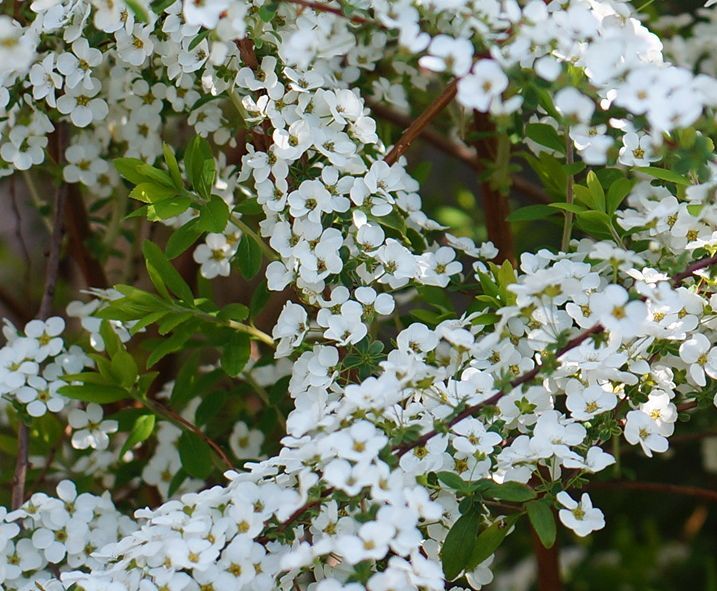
<box><xmin>606</xmin><ymin>177</ymin><xmax>633</xmax><ymax>214</ymax></box>
<box><xmin>250</xmin><ymin>281</ymin><xmax>270</xmax><ymax>317</ymax></box>
<box><xmin>163</xmin><ymin>143</ymin><xmax>183</xmax><ymax>190</ymax></box>
<box><xmin>168</xmin><ymin>468</ymin><xmax>188</xmax><ymax>496</ymax></box>
<box><xmin>436</xmin><ymin>471</ymin><xmax>472</xmax><ymax>493</ymax></box>
<box><xmin>477</xmin><ymin>480</ymin><xmax>536</xmax><ymax>502</ymax></box>
<box><xmin>59</xmin><ymin>384</ymin><xmax>129</xmax><ymax>404</ymax></box>
<box><xmin>635</xmin><ymin>166</ymin><xmax>690</xmax><ymax>186</ymax></box>
<box><xmin>130</xmin><ymin>182</ymin><xmax>177</xmax><ymax>204</ymax></box>
<box><xmin>197</xmin><ymin>159</ymin><xmax>217</xmax><ymax>200</ymax></box>
<box><xmin>586</xmin><ymin>171</ymin><xmax>606</xmax><ymax>212</ymax></box>
<box><xmin>178</xmin><ymin>431</ymin><xmax>213</xmax><ymax>479</ymax></box>
<box><xmin>259</xmin><ymin>1</ymin><xmax>278</xmax><ymax>21</ymax></box>
<box><xmin>198</xmin><ymin>195</ymin><xmax>230</xmax><ymax>233</ymax></box>
<box><xmin>507</xmin><ymin>204</ymin><xmax>558</xmax><ymax>222</ymax></box>
<box><xmin>184</xmin><ymin>136</ymin><xmax>213</xmax><ymax>191</ymax></box>
<box><xmin>146</xmin><ymin>323</ymin><xmax>196</xmax><ymax>368</ymax></box>
<box><xmin>235</xmin><ymin>199</ymin><xmax>263</xmax><ymax>216</ymax></box>
<box><xmin>125</xmin><ymin>0</ymin><xmax>149</xmax><ymax>22</ymax></box>
<box><xmin>110</xmin><ymin>351</ymin><xmax>138</xmax><ymax>389</ymax></box>
<box><xmin>166</xmin><ymin>218</ymin><xmax>204</xmax><ymax>259</ymax></box>
<box><xmin>549</xmin><ymin>202</ymin><xmax>587</xmax><ymax>214</ymax></box>
<box><xmin>441</xmin><ymin>510</ymin><xmax>480</xmax><ymax>580</ymax></box>
<box><xmin>114</xmin><ymin>158</ymin><xmax>150</xmax><ymax>185</ymax></box>
<box><xmin>237</xmin><ymin>233</ymin><xmax>263</xmax><ymax>279</ymax></box>
<box><xmin>147</xmin><ymin>196</ymin><xmax>192</xmax><ymax>221</ymax></box>
<box><xmin>120</xmin><ymin>414</ymin><xmax>156</xmax><ymax>456</ymax></box>
<box><xmin>218</xmin><ymin>303</ymin><xmax>250</xmax><ymax>323</ymax></box>
<box><xmin>467</xmin><ymin>515</ymin><xmax>519</xmax><ymax>569</ymax></box>
<box><xmin>99</xmin><ymin>320</ymin><xmax>122</xmax><ymax>357</ymax></box>
<box><xmin>525</xmin><ymin>123</ymin><xmax>565</xmax><ymax>154</ymax></box>
<box><xmin>188</xmin><ymin>29</ymin><xmax>210</xmax><ymax>51</ymax></box>
<box><xmin>526</xmin><ymin>499</ymin><xmax>556</xmax><ymax>549</ymax></box>
<box><xmin>221</xmin><ymin>333</ymin><xmax>251</xmax><ymax>377</ymax></box>
<box><xmin>142</xmin><ymin>240</ymin><xmax>194</xmax><ymax>305</ymax></box>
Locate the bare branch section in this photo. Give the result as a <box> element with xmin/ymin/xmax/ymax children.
<box><xmin>11</xmin><ymin>126</ymin><xmax>69</xmax><ymax>509</ymax></box>
<box><xmin>586</xmin><ymin>481</ymin><xmax>717</xmax><ymax>503</ymax></box>
<box><xmin>383</xmin><ymin>79</ymin><xmax>458</xmax><ymax>166</ymax></box>
<box><xmin>367</xmin><ymin>100</ymin><xmax>550</xmax><ymax>204</ymax></box>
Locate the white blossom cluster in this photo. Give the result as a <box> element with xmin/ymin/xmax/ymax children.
<box><xmin>2</xmin><ymin>0</ymin><xmax>717</xmax><ymax>590</ymax></box>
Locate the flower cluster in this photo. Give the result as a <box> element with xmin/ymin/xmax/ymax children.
<box><xmin>1</xmin><ymin>0</ymin><xmax>717</xmax><ymax>590</ymax></box>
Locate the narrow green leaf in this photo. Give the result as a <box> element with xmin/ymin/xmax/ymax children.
<box><xmin>526</xmin><ymin>499</ymin><xmax>556</xmax><ymax>549</ymax></box>
<box><xmin>142</xmin><ymin>240</ymin><xmax>194</xmax><ymax>305</ymax></box>
<box><xmin>166</xmin><ymin>218</ymin><xmax>204</xmax><ymax>259</ymax></box>
<box><xmin>635</xmin><ymin>166</ymin><xmax>690</xmax><ymax>186</ymax></box>
<box><xmin>59</xmin><ymin>384</ymin><xmax>129</xmax><ymax>404</ymax></box>
<box><xmin>507</xmin><ymin>204</ymin><xmax>557</xmax><ymax>222</ymax></box>
<box><xmin>477</xmin><ymin>480</ymin><xmax>536</xmax><ymax>502</ymax></box>
<box><xmin>467</xmin><ymin>515</ymin><xmax>520</xmax><ymax>569</ymax></box>
<box><xmin>221</xmin><ymin>333</ymin><xmax>251</xmax><ymax>377</ymax></box>
<box><xmin>120</xmin><ymin>414</ymin><xmax>156</xmax><ymax>456</ymax></box>
<box><xmin>162</xmin><ymin>143</ymin><xmax>183</xmax><ymax>190</ymax></box>
<box><xmin>178</xmin><ymin>431</ymin><xmax>213</xmax><ymax>479</ymax></box>
<box><xmin>129</xmin><ymin>182</ymin><xmax>177</xmax><ymax>204</ymax></box>
<box><xmin>198</xmin><ymin>195</ymin><xmax>230</xmax><ymax>233</ymax></box>
<box><xmin>606</xmin><ymin>177</ymin><xmax>633</xmax><ymax>214</ymax></box>
<box><xmin>586</xmin><ymin>171</ymin><xmax>606</xmax><ymax>212</ymax></box>
<box><xmin>441</xmin><ymin>511</ymin><xmax>480</xmax><ymax>580</ymax></box>
<box><xmin>237</xmin><ymin>233</ymin><xmax>263</xmax><ymax>279</ymax></box>
<box><xmin>525</xmin><ymin>123</ymin><xmax>565</xmax><ymax>154</ymax></box>
<box><xmin>110</xmin><ymin>350</ymin><xmax>138</xmax><ymax>389</ymax></box>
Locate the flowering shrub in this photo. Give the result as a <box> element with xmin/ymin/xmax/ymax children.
<box><xmin>1</xmin><ymin>0</ymin><xmax>717</xmax><ymax>589</ymax></box>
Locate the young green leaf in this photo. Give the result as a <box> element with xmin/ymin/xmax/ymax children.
<box><xmin>59</xmin><ymin>384</ymin><xmax>129</xmax><ymax>404</ymax></box>
<box><xmin>525</xmin><ymin>123</ymin><xmax>565</xmax><ymax>154</ymax></box>
<box><xmin>634</xmin><ymin>166</ymin><xmax>690</xmax><ymax>186</ymax></box>
<box><xmin>120</xmin><ymin>414</ymin><xmax>156</xmax><ymax>456</ymax></box>
<box><xmin>467</xmin><ymin>515</ymin><xmax>520</xmax><ymax>569</ymax></box>
<box><xmin>142</xmin><ymin>240</ymin><xmax>195</xmax><ymax>305</ymax></box>
<box><xmin>166</xmin><ymin>218</ymin><xmax>204</xmax><ymax>259</ymax></box>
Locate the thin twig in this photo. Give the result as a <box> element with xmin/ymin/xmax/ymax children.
<box><xmin>279</xmin><ymin>0</ymin><xmax>377</xmax><ymax>25</ymax></box>
<box><xmin>586</xmin><ymin>481</ymin><xmax>717</xmax><ymax>503</ymax></box>
<box><xmin>12</xmin><ymin>125</ymin><xmax>68</xmax><ymax>509</ymax></box>
<box><xmin>383</xmin><ymin>79</ymin><xmax>458</xmax><ymax>166</ymax></box>
<box><xmin>367</xmin><ymin>100</ymin><xmax>550</xmax><ymax>203</ymax></box>
<box><xmin>144</xmin><ymin>398</ymin><xmax>234</xmax><ymax>471</ymax></box>
<box><xmin>560</xmin><ymin>132</ymin><xmax>574</xmax><ymax>252</ymax></box>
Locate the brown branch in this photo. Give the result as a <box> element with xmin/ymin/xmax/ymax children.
<box><xmin>384</xmin><ymin>79</ymin><xmax>458</xmax><ymax>166</ymax></box>
<box><xmin>64</xmin><ymin>185</ymin><xmax>109</xmax><ymax>288</ymax></box>
<box><xmin>367</xmin><ymin>100</ymin><xmax>550</xmax><ymax>204</ymax></box>
<box><xmin>586</xmin><ymin>481</ymin><xmax>717</xmax><ymax>503</ymax></box>
<box><xmin>145</xmin><ymin>398</ymin><xmax>234</xmax><ymax>471</ymax></box>
<box><xmin>472</xmin><ymin>111</ymin><xmax>515</xmax><ymax>264</ymax></box>
<box><xmin>531</xmin><ymin>520</ymin><xmax>562</xmax><ymax>591</ymax></box>
<box><xmin>12</xmin><ymin>125</ymin><xmax>68</xmax><ymax>509</ymax></box>
<box><xmin>279</xmin><ymin>0</ymin><xmax>377</xmax><ymax>25</ymax></box>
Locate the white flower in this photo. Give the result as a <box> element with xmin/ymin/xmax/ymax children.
<box><xmin>116</xmin><ymin>24</ymin><xmax>154</xmax><ymax>67</ymax></box>
<box><xmin>29</xmin><ymin>53</ymin><xmax>63</xmax><ymax>107</ymax></box>
<box><xmin>624</xmin><ymin>410</ymin><xmax>670</xmax><ymax>457</ymax></box>
<box><xmin>557</xmin><ymin>492</ymin><xmax>605</xmax><ymax>537</ymax></box>
<box><xmin>679</xmin><ymin>333</ymin><xmax>717</xmax><ymax>387</ymax></box>
<box><xmin>57</xmin><ymin>37</ymin><xmax>102</xmax><ymax>89</ymax></box>
<box><xmin>69</xmin><ymin>403</ymin><xmax>118</xmax><ymax>450</ymax></box>
<box><xmin>555</xmin><ymin>87</ymin><xmax>595</xmax><ymax>124</ymax></box>
<box><xmin>273</xmin><ymin>302</ymin><xmax>309</xmax><ymax>357</ymax></box>
<box><xmin>56</xmin><ymin>78</ymin><xmax>108</xmax><ymax>128</ymax></box>
<box><xmin>419</xmin><ymin>35</ymin><xmax>473</xmax><ymax>76</ymax></box>
<box><xmin>457</xmin><ymin>60</ymin><xmax>508</xmax><ymax>112</ymax></box>
<box><xmin>193</xmin><ymin>233</ymin><xmax>234</xmax><ymax>279</ymax></box>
